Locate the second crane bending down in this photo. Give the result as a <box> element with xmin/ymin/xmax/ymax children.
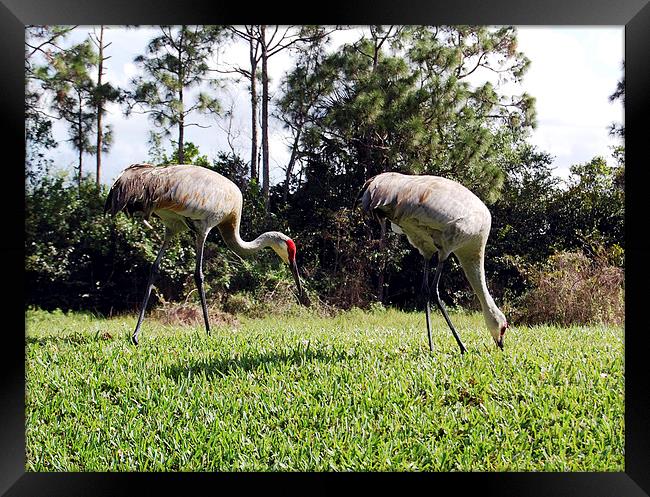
<box><xmin>358</xmin><ymin>172</ymin><xmax>508</xmax><ymax>354</ymax></box>
<box><xmin>105</xmin><ymin>163</ymin><xmax>310</xmax><ymax>345</ymax></box>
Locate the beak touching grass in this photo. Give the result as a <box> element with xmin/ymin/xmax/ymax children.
<box><xmin>290</xmin><ymin>259</ymin><xmax>311</xmax><ymax>306</ymax></box>
<box><xmin>496</xmin><ymin>330</ymin><xmax>506</xmax><ymax>350</ymax></box>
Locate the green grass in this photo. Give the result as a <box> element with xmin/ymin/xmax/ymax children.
<box><xmin>25</xmin><ymin>307</ymin><xmax>624</xmax><ymax>471</ymax></box>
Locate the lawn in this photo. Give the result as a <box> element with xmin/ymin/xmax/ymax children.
<box><xmin>25</xmin><ymin>307</ymin><xmax>624</xmax><ymax>471</ymax></box>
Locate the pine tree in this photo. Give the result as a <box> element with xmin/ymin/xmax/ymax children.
<box><xmin>128</xmin><ymin>25</ymin><xmax>225</xmax><ymax>165</ymax></box>
<box><xmin>279</xmin><ymin>25</ymin><xmax>536</xmax><ymax>303</ymax></box>
<box><xmin>89</xmin><ymin>25</ymin><xmax>121</xmax><ymax>186</ymax></box>
<box><xmin>25</xmin><ymin>25</ymin><xmax>76</xmax><ymax>180</ymax></box>
<box><xmin>226</xmin><ymin>25</ymin><xmax>333</xmax><ymax>211</ymax></box>
<box><xmin>35</xmin><ymin>39</ymin><xmax>98</xmax><ymax>187</ymax></box>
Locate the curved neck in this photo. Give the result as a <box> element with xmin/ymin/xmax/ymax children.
<box><xmin>218</xmin><ymin>221</ymin><xmax>276</xmax><ymax>257</ymax></box>
<box><xmin>457</xmin><ymin>250</ymin><xmax>501</xmax><ymax>319</ymax></box>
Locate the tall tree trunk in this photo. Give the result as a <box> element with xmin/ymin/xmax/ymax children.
<box><xmin>372</xmin><ymin>30</ymin><xmax>387</xmax><ymax>302</ymax></box>
<box><xmin>249</xmin><ymin>36</ymin><xmax>259</xmax><ymax>182</ymax></box>
<box><xmin>178</xmin><ymin>115</ymin><xmax>184</xmax><ymax>164</ymax></box>
<box><xmin>283</xmin><ymin>126</ymin><xmax>301</xmax><ymax>202</ymax></box>
<box><xmin>96</xmin><ymin>25</ymin><xmax>104</xmax><ymax>188</ymax></box>
<box><xmin>261</xmin><ymin>25</ymin><xmax>270</xmax><ymax>211</ymax></box>
<box><xmin>177</xmin><ymin>34</ymin><xmax>185</xmax><ymax>165</ymax></box>
<box><xmin>78</xmin><ymin>96</ymin><xmax>83</xmax><ymax>189</ymax></box>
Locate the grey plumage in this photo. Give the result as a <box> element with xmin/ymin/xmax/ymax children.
<box><xmin>105</xmin><ymin>163</ymin><xmax>308</xmax><ymax>345</ymax></box>
<box><xmin>105</xmin><ymin>163</ymin><xmax>242</xmax><ymax>227</ymax></box>
<box><xmin>358</xmin><ymin>172</ymin><xmax>508</xmax><ymax>353</ymax></box>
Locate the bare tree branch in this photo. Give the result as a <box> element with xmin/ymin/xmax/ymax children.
<box><xmin>25</xmin><ymin>26</ymin><xmax>78</xmax><ymax>59</ymax></box>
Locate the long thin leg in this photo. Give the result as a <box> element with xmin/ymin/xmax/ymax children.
<box><xmin>194</xmin><ymin>231</ymin><xmax>211</xmax><ymax>335</ymax></box>
<box><xmin>431</xmin><ymin>257</ymin><xmax>467</xmax><ymax>354</ymax></box>
<box><xmin>132</xmin><ymin>230</ymin><xmax>171</xmax><ymax>345</ymax></box>
<box><xmin>421</xmin><ymin>258</ymin><xmax>434</xmax><ymax>352</ymax></box>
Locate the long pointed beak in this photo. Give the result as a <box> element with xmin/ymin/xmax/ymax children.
<box><xmin>290</xmin><ymin>259</ymin><xmax>310</xmax><ymax>306</ymax></box>
<box><xmin>496</xmin><ymin>336</ymin><xmax>504</xmax><ymax>350</ymax></box>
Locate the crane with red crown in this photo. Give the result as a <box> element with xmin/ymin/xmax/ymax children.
<box><xmin>105</xmin><ymin>163</ymin><xmax>309</xmax><ymax>345</ymax></box>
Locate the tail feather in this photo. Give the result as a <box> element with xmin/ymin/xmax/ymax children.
<box><xmin>104</xmin><ymin>164</ymin><xmax>157</xmax><ymax>218</ymax></box>
<box><xmin>354</xmin><ymin>175</ymin><xmax>377</xmax><ymax>212</ymax></box>
<box><xmin>355</xmin><ymin>173</ymin><xmax>397</xmax><ymax>223</ymax></box>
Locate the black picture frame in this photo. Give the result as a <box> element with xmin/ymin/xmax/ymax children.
<box><xmin>4</xmin><ymin>0</ymin><xmax>649</xmax><ymax>495</ymax></box>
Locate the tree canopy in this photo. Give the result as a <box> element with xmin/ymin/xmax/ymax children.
<box><xmin>25</xmin><ymin>25</ymin><xmax>624</xmax><ymax>319</ymax></box>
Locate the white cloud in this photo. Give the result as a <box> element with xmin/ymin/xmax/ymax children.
<box><xmin>516</xmin><ymin>26</ymin><xmax>624</xmax><ymax>174</ymax></box>
<box><xmin>122</xmin><ymin>62</ymin><xmax>138</xmax><ymax>81</ymax></box>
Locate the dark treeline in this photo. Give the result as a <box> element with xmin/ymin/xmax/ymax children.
<box><xmin>25</xmin><ymin>25</ymin><xmax>624</xmax><ymax>325</ymax></box>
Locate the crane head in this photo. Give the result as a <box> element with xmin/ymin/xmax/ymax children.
<box><xmin>270</xmin><ymin>235</ymin><xmax>311</xmax><ymax>307</ymax></box>
<box><xmin>485</xmin><ymin>308</ymin><xmax>508</xmax><ymax>350</ymax></box>
<box><xmin>496</xmin><ymin>321</ymin><xmax>508</xmax><ymax>350</ymax></box>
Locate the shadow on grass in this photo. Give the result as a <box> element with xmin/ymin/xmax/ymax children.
<box><xmin>165</xmin><ymin>345</ymin><xmax>352</xmax><ymax>381</ymax></box>
<box><xmin>26</xmin><ymin>334</ymin><xmax>94</xmax><ymax>346</ymax></box>
<box><xmin>26</xmin><ymin>329</ymin><xmax>118</xmax><ymax>346</ymax></box>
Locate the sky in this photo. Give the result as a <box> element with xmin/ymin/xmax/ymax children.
<box><xmin>36</xmin><ymin>25</ymin><xmax>625</xmax><ymax>187</ymax></box>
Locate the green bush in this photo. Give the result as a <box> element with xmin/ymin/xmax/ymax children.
<box><xmin>222</xmin><ymin>292</ymin><xmax>254</xmax><ymax>315</ymax></box>
<box><xmin>25</xmin><ymin>145</ymin><xmax>624</xmax><ymax>325</ymax></box>
<box><xmin>26</xmin><ymin>172</ymin><xmax>194</xmax><ymax>313</ymax></box>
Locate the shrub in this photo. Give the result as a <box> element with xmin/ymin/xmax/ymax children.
<box><xmin>25</xmin><ymin>173</ymin><xmax>197</xmax><ymax>314</ymax></box>
<box><xmin>513</xmin><ymin>249</ymin><xmax>623</xmax><ymax>326</ymax></box>
<box><xmin>222</xmin><ymin>293</ymin><xmax>254</xmax><ymax>315</ymax></box>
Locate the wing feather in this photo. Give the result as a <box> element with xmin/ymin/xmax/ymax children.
<box><xmin>104</xmin><ymin>164</ymin><xmax>160</xmax><ymax>217</ymax></box>
<box><xmin>104</xmin><ymin>164</ymin><xmax>242</xmax><ymax>223</ymax></box>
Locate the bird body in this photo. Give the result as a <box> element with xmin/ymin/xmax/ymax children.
<box><xmin>360</xmin><ymin>172</ymin><xmax>490</xmax><ymax>260</ymax></box>
<box><xmin>105</xmin><ymin>164</ymin><xmax>242</xmax><ymax>235</ymax></box>
<box><xmin>105</xmin><ymin>163</ymin><xmax>308</xmax><ymax>344</ymax></box>
<box><xmin>358</xmin><ymin>172</ymin><xmax>507</xmax><ymax>352</ymax></box>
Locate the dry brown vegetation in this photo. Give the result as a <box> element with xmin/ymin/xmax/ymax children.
<box><xmin>513</xmin><ymin>250</ymin><xmax>624</xmax><ymax>326</ymax></box>
<box><xmin>150</xmin><ymin>300</ymin><xmax>240</xmax><ymax>328</ymax></box>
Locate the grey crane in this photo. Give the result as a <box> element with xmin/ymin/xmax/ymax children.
<box><xmin>357</xmin><ymin>172</ymin><xmax>508</xmax><ymax>354</ymax></box>
<box><xmin>105</xmin><ymin>163</ymin><xmax>309</xmax><ymax>345</ymax></box>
